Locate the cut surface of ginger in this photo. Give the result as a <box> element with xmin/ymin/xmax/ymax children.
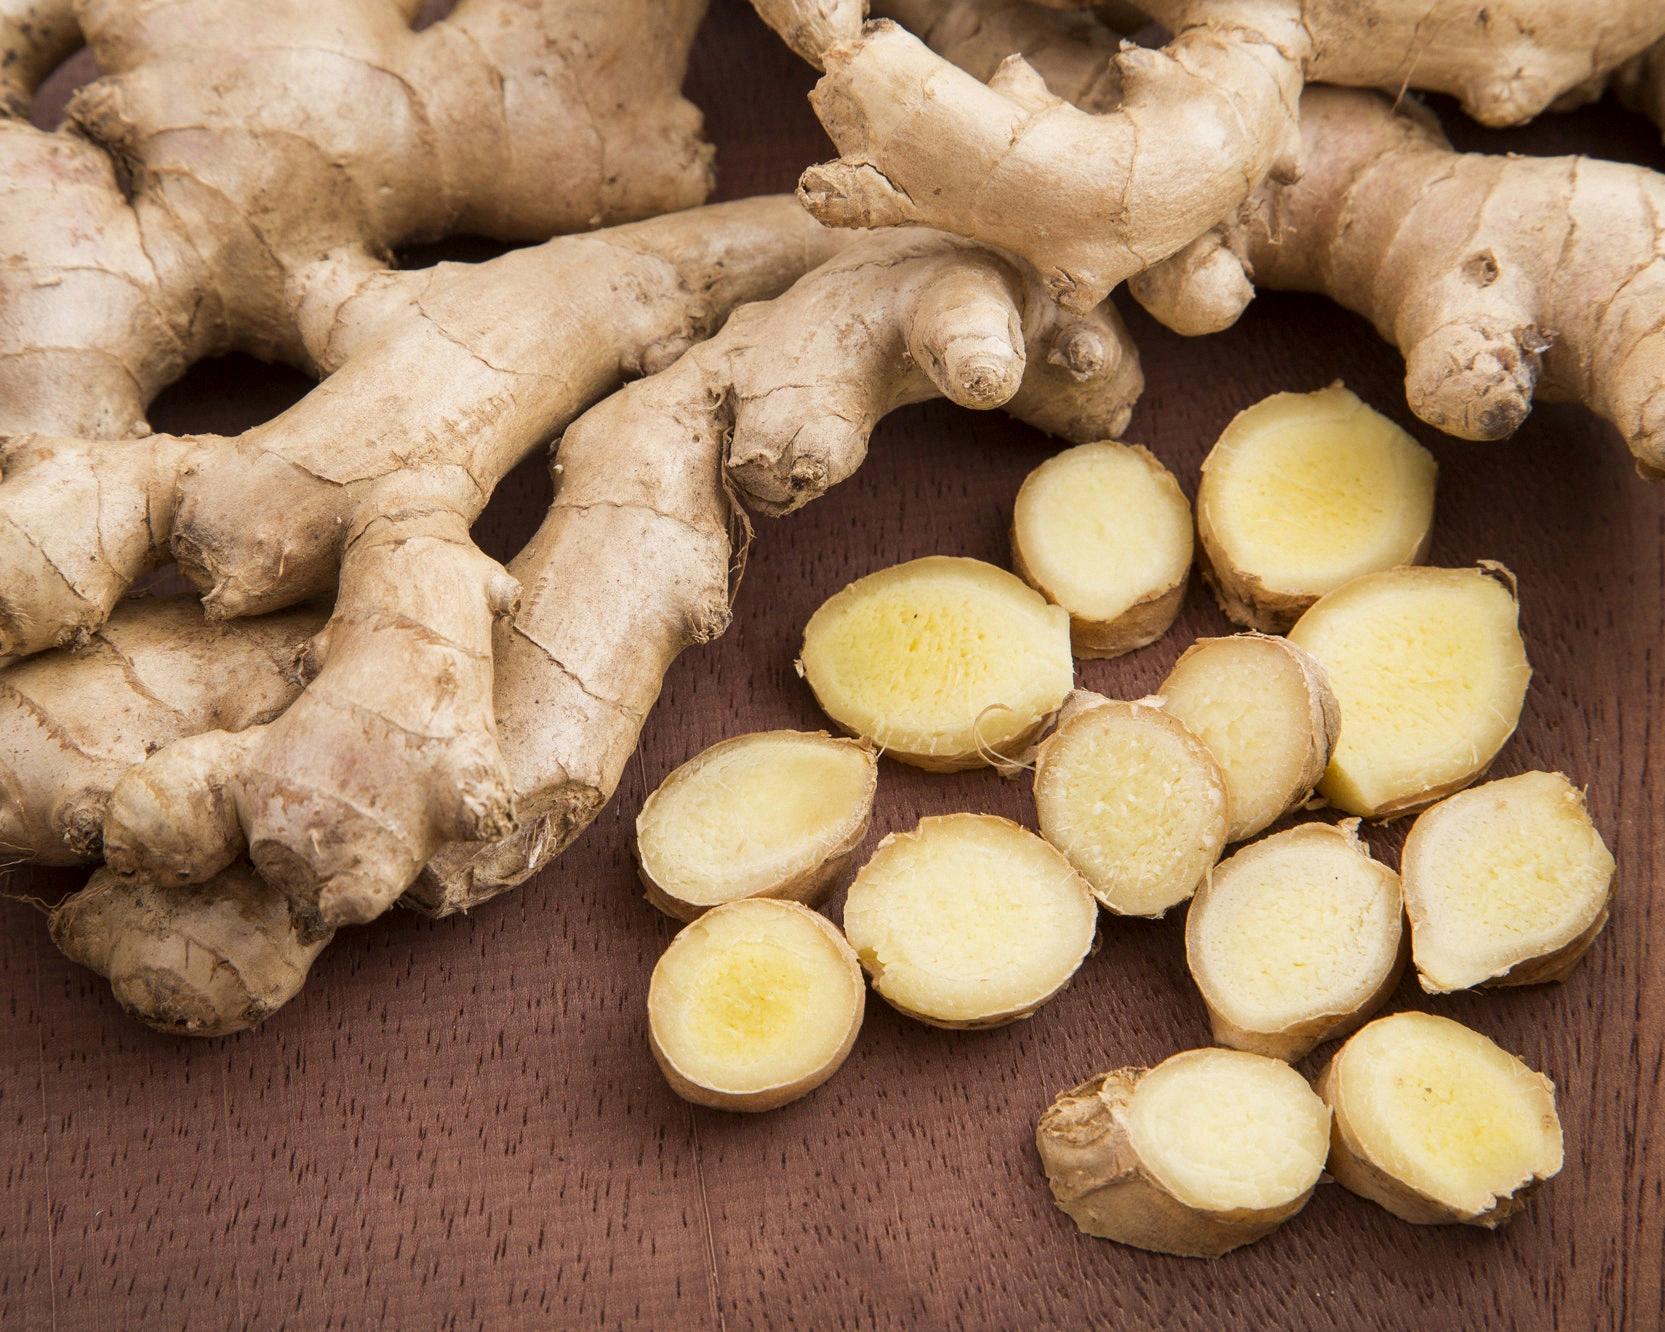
<box><xmin>799</xmin><ymin>556</ymin><xmax>1074</xmax><ymax>770</ymax></box>
<box><xmin>1160</xmin><ymin>634</ymin><xmax>1340</xmax><ymax>842</ymax></box>
<box><xmin>842</xmin><ymin>813</ymin><xmax>1096</xmax><ymax>1027</ymax></box>
<box><xmin>1011</xmin><ymin>442</ymin><xmax>1193</xmax><ymax>658</ymax></box>
<box><xmin>1186</xmin><ymin>822</ymin><xmax>1403</xmax><ymax>1062</ymax></box>
<box><xmin>1287</xmin><ymin>565</ymin><xmax>1530</xmax><ymax>817</ymax></box>
<box><xmin>1198</xmin><ymin>385</ymin><xmax>1437</xmax><ymax>630</ymax></box>
<box><xmin>636</xmin><ymin>731</ymin><xmax>877</xmax><ymax>920</ymax></box>
<box><xmin>1033</xmin><ymin>696</ymin><xmax>1227</xmax><ymax>917</ymax></box>
<box><xmin>648</xmin><ymin>899</ymin><xmax>864</xmax><ymax>1112</ymax></box>
<box><xmin>1402</xmin><ymin>771</ymin><xmax>1614</xmax><ymax>992</ymax></box>
<box><xmin>1321</xmin><ymin>1012</ymin><xmax>1563</xmax><ymax>1225</ymax></box>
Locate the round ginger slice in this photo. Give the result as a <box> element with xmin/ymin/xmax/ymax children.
<box><xmin>1318</xmin><ymin>1012</ymin><xmax>1563</xmax><ymax>1227</ymax></box>
<box><xmin>1033</xmin><ymin>695</ymin><xmax>1228</xmax><ymax>917</ymax></box>
<box><xmin>636</xmin><ymin>731</ymin><xmax>877</xmax><ymax>921</ymax></box>
<box><xmin>647</xmin><ymin>899</ymin><xmax>865</xmax><ymax>1113</ymax></box>
<box><xmin>1185</xmin><ymin>821</ymin><xmax>1405</xmax><ymax>1062</ymax></box>
<box><xmin>798</xmin><ymin>556</ymin><xmax>1074</xmax><ymax>771</ymax></box>
<box><xmin>1401</xmin><ymin>771</ymin><xmax>1614</xmax><ymax>993</ymax></box>
<box><xmin>1197</xmin><ymin>385</ymin><xmax>1437</xmax><ymax>631</ymax></box>
<box><xmin>841</xmin><ymin>813</ymin><xmax>1097</xmax><ymax>1028</ymax></box>
<box><xmin>1159</xmin><ymin>633</ymin><xmax>1341</xmax><ymax>842</ymax></box>
<box><xmin>1036</xmin><ymin>1049</ymin><xmax>1331</xmax><ymax>1258</ymax></box>
<box><xmin>1010</xmin><ymin>442</ymin><xmax>1193</xmax><ymax>659</ymax></box>
<box><xmin>1287</xmin><ymin>564</ymin><xmax>1530</xmax><ymax>817</ymax></box>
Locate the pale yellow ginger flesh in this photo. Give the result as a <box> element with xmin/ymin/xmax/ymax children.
<box><xmin>1185</xmin><ymin>822</ymin><xmax>1403</xmax><ymax>1062</ymax></box>
<box><xmin>648</xmin><ymin>899</ymin><xmax>865</xmax><ymax>1112</ymax></box>
<box><xmin>636</xmin><ymin>731</ymin><xmax>877</xmax><ymax>921</ymax></box>
<box><xmin>1320</xmin><ymin>1012</ymin><xmax>1563</xmax><ymax>1227</ymax></box>
<box><xmin>1402</xmin><ymin>771</ymin><xmax>1614</xmax><ymax>993</ymax></box>
<box><xmin>1036</xmin><ymin>1049</ymin><xmax>1330</xmax><ymax>1258</ymax></box>
<box><xmin>1011</xmin><ymin>442</ymin><xmax>1193</xmax><ymax>658</ymax></box>
<box><xmin>1159</xmin><ymin>634</ymin><xmax>1340</xmax><ymax>842</ymax></box>
<box><xmin>1033</xmin><ymin>697</ymin><xmax>1227</xmax><ymax>917</ymax></box>
<box><xmin>842</xmin><ymin>813</ymin><xmax>1097</xmax><ymax>1027</ymax></box>
<box><xmin>1287</xmin><ymin>566</ymin><xmax>1530</xmax><ymax>817</ymax></box>
<box><xmin>1197</xmin><ymin>386</ymin><xmax>1437</xmax><ymax>631</ymax></box>
<box><xmin>799</xmin><ymin>556</ymin><xmax>1074</xmax><ymax>770</ymax></box>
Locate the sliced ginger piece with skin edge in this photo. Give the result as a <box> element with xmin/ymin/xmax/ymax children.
<box><xmin>648</xmin><ymin>899</ymin><xmax>865</xmax><ymax>1113</ymax></box>
<box><xmin>1011</xmin><ymin>442</ymin><xmax>1193</xmax><ymax>659</ymax></box>
<box><xmin>636</xmin><ymin>731</ymin><xmax>877</xmax><ymax>922</ymax></box>
<box><xmin>1402</xmin><ymin>771</ymin><xmax>1615</xmax><ymax>993</ymax></box>
<box><xmin>798</xmin><ymin>556</ymin><xmax>1074</xmax><ymax>771</ymax></box>
<box><xmin>1287</xmin><ymin>564</ymin><xmax>1530</xmax><ymax>818</ymax></box>
<box><xmin>1033</xmin><ymin>693</ymin><xmax>1228</xmax><ymax>917</ymax></box>
<box><xmin>1186</xmin><ymin>821</ymin><xmax>1405</xmax><ymax>1062</ymax></box>
<box><xmin>1160</xmin><ymin>633</ymin><xmax>1340</xmax><ymax>842</ymax></box>
<box><xmin>1036</xmin><ymin>1049</ymin><xmax>1332</xmax><ymax>1258</ymax></box>
<box><xmin>842</xmin><ymin>813</ymin><xmax>1097</xmax><ymax>1028</ymax></box>
<box><xmin>1198</xmin><ymin>386</ymin><xmax>1437</xmax><ymax>632</ymax></box>
<box><xmin>1319</xmin><ymin>1012</ymin><xmax>1563</xmax><ymax>1227</ymax></box>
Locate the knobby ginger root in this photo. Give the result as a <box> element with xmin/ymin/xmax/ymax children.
<box><xmin>1287</xmin><ymin>565</ymin><xmax>1530</xmax><ymax>818</ymax></box>
<box><xmin>1185</xmin><ymin>822</ymin><xmax>1404</xmax><ymax>1062</ymax></box>
<box><xmin>1036</xmin><ymin>1049</ymin><xmax>1331</xmax><ymax>1257</ymax></box>
<box><xmin>636</xmin><ymin>731</ymin><xmax>877</xmax><ymax>921</ymax></box>
<box><xmin>1319</xmin><ymin>1012</ymin><xmax>1563</xmax><ymax>1227</ymax></box>
<box><xmin>1401</xmin><ymin>771</ymin><xmax>1615</xmax><ymax>993</ymax></box>
<box><xmin>842</xmin><ymin>814</ymin><xmax>1097</xmax><ymax>1027</ymax></box>
<box><xmin>647</xmin><ymin>899</ymin><xmax>864</xmax><ymax>1112</ymax></box>
<box><xmin>1011</xmin><ymin>442</ymin><xmax>1192</xmax><ymax>658</ymax></box>
<box><xmin>1033</xmin><ymin>694</ymin><xmax>1227</xmax><ymax>917</ymax></box>
<box><xmin>1159</xmin><ymin>633</ymin><xmax>1339</xmax><ymax>843</ymax></box>
<box><xmin>1196</xmin><ymin>386</ymin><xmax>1437</xmax><ymax>631</ymax></box>
<box><xmin>799</xmin><ymin>557</ymin><xmax>1075</xmax><ymax>771</ymax></box>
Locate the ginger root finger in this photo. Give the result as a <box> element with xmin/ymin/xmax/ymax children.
<box><xmin>50</xmin><ymin>864</ymin><xmax>331</xmax><ymax>1038</ymax></box>
<box><xmin>842</xmin><ymin>814</ymin><xmax>1097</xmax><ymax>1028</ymax></box>
<box><xmin>636</xmin><ymin>731</ymin><xmax>878</xmax><ymax>922</ymax></box>
<box><xmin>0</xmin><ymin>0</ymin><xmax>81</xmax><ymax>116</ymax></box>
<box><xmin>648</xmin><ymin>899</ymin><xmax>865</xmax><ymax>1112</ymax></box>
<box><xmin>1037</xmin><ymin>1049</ymin><xmax>1331</xmax><ymax>1257</ymax></box>
<box><xmin>1401</xmin><ymin>771</ymin><xmax>1615</xmax><ymax>993</ymax></box>
<box><xmin>1319</xmin><ymin>1012</ymin><xmax>1564</xmax><ymax>1227</ymax></box>
<box><xmin>1185</xmin><ymin>821</ymin><xmax>1404</xmax><ymax>1062</ymax></box>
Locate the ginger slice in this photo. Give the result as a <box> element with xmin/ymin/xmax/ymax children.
<box><xmin>842</xmin><ymin>813</ymin><xmax>1097</xmax><ymax>1028</ymax></box>
<box><xmin>1319</xmin><ymin>1012</ymin><xmax>1563</xmax><ymax>1227</ymax></box>
<box><xmin>648</xmin><ymin>899</ymin><xmax>865</xmax><ymax>1112</ymax></box>
<box><xmin>636</xmin><ymin>731</ymin><xmax>878</xmax><ymax>922</ymax></box>
<box><xmin>1159</xmin><ymin>633</ymin><xmax>1340</xmax><ymax>842</ymax></box>
<box><xmin>1010</xmin><ymin>442</ymin><xmax>1193</xmax><ymax>659</ymax></box>
<box><xmin>1402</xmin><ymin>771</ymin><xmax>1615</xmax><ymax>993</ymax></box>
<box><xmin>1197</xmin><ymin>386</ymin><xmax>1437</xmax><ymax>631</ymax></box>
<box><xmin>1185</xmin><ymin>822</ymin><xmax>1404</xmax><ymax>1062</ymax></box>
<box><xmin>1033</xmin><ymin>695</ymin><xmax>1228</xmax><ymax>917</ymax></box>
<box><xmin>1287</xmin><ymin>564</ymin><xmax>1530</xmax><ymax>817</ymax></box>
<box><xmin>1036</xmin><ymin>1049</ymin><xmax>1331</xmax><ymax>1258</ymax></box>
<box><xmin>798</xmin><ymin>556</ymin><xmax>1074</xmax><ymax>770</ymax></box>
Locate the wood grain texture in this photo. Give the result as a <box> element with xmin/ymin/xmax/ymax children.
<box><xmin>2</xmin><ymin>2</ymin><xmax>1662</xmax><ymax>1326</ymax></box>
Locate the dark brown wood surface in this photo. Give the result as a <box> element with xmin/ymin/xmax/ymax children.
<box><xmin>3</xmin><ymin>3</ymin><xmax>1663</xmax><ymax>1327</ymax></box>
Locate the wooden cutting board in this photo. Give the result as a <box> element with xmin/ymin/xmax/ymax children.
<box><xmin>2</xmin><ymin>3</ymin><xmax>1660</xmax><ymax>1326</ymax></box>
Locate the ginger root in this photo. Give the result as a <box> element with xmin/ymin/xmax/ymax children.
<box><xmin>1196</xmin><ymin>386</ymin><xmax>1437</xmax><ymax>632</ymax></box>
<box><xmin>636</xmin><ymin>732</ymin><xmax>877</xmax><ymax>922</ymax></box>
<box><xmin>1011</xmin><ymin>441</ymin><xmax>1192</xmax><ymax>659</ymax></box>
<box><xmin>1319</xmin><ymin>1012</ymin><xmax>1564</xmax><ymax>1227</ymax></box>
<box><xmin>1401</xmin><ymin>771</ymin><xmax>1615</xmax><ymax>993</ymax></box>
<box><xmin>842</xmin><ymin>814</ymin><xmax>1097</xmax><ymax>1028</ymax></box>
<box><xmin>1185</xmin><ymin>821</ymin><xmax>1404</xmax><ymax>1062</ymax></box>
<box><xmin>1158</xmin><ymin>633</ymin><xmax>1339</xmax><ymax>843</ymax></box>
<box><xmin>800</xmin><ymin>557</ymin><xmax>1076</xmax><ymax>771</ymax></box>
<box><xmin>1287</xmin><ymin>565</ymin><xmax>1531</xmax><ymax>818</ymax></box>
<box><xmin>1036</xmin><ymin>1049</ymin><xmax>1331</xmax><ymax>1257</ymax></box>
<box><xmin>648</xmin><ymin>899</ymin><xmax>865</xmax><ymax>1112</ymax></box>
